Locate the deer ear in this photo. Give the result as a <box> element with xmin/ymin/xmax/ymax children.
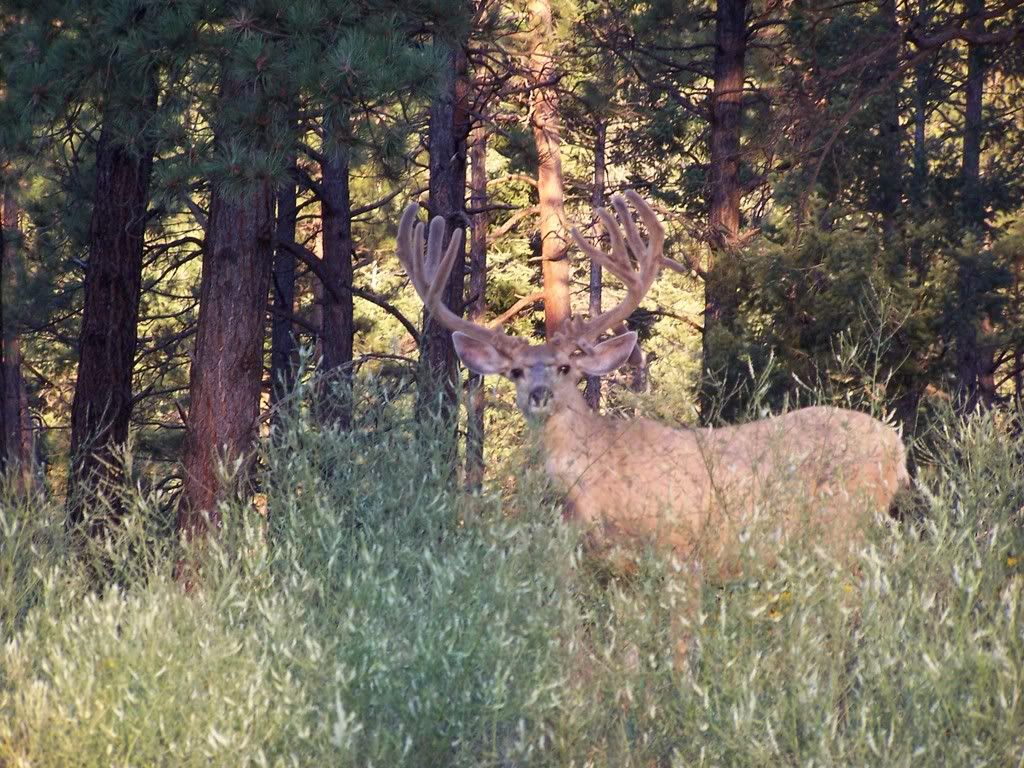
<box><xmin>452</xmin><ymin>331</ymin><xmax>510</xmax><ymax>375</ymax></box>
<box><xmin>576</xmin><ymin>332</ymin><xmax>639</xmax><ymax>376</ymax></box>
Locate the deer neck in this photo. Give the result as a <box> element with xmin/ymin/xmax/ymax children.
<box><xmin>542</xmin><ymin>388</ymin><xmax>607</xmax><ymax>455</ymax></box>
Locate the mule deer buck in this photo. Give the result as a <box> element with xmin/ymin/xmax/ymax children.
<box><xmin>396</xmin><ymin>192</ymin><xmax>909</xmax><ymax>575</ymax></box>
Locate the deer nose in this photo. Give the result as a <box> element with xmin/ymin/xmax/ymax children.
<box><xmin>528</xmin><ymin>386</ymin><xmax>552</xmax><ymax>408</ymax></box>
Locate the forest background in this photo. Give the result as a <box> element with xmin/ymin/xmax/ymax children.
<box><xmin>1</xmin><ymin>0</ymin><xmax>1021</xmax><ymax>522</ymax></box>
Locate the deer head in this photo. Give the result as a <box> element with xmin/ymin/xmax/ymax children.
<box><xmin>396</xmin><ymin>190</ymin><xmax>665</xmax><ymax>419</ymax></box>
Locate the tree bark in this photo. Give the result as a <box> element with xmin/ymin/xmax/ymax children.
<box><xmin>702</xmin><ymin>0</ymin><xmax>748</xmax><ymax>412</ymax></box>
<box><xmin>584</xmin><ymin>120</ymin><xmax>607</xmax><ymax>409</ymax></box>
<box><xmin>270</xmin><ymin>160</ymin><xmax>298</xmax><ymax>420</ymax></box>
<box><xmin>707</xmin><ymin>0</ymin><xmax>747</xmax><ymax>251</ymax></box>
<box><xmin>68</xmin><ymin>91</ymin><xmax>156</xmax><ymax>526</ymax></box>
<box><xmin>962</xmin><ymin>0</ymin><xmax>985</xmax><ymax>233</ymax></box>
<box><xmin>417</xmin><ymin>38</ymin><xmax>470</xmax><ymax>421</ymax></box>
<box><xmin>319</xmin><ymin>132</ymin><xmax>354</xmax><ymax>429</ymax></box>
<box><xmin>954</xmin><ymin>0</ymin><xmax>995</xmax><ymax>409</ymax></box>
<box><xmin>466</xmin><ymin>122</ymin><xmax>488</xmax><ymax>491</ymax></box>
<box><xmin>1</xmin><ymin>192</ymin><xmax>34</xmax><ymax>493</ymax></box>
<box><xmin>528</xmin><ymin>0</ymin><xmax>571</xmax><ymax>337</ymax></box>
<box><xmin>179</xmin><ymin>78</ymin><xmax>275</xmax><ymax>538</ymax></box>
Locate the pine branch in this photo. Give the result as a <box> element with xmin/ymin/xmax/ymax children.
<box><xmin>275</xmin><ymin>238</ymin><xmax>422</xmax><ymax>344</ymax></box>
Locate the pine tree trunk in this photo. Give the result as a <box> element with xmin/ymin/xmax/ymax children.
<box><xmin>417</xmin><ymin>39</ymin><xmax>470</xmax><ymax>421</ymax></box>
<box><xmin>528</xmin><ymin>0</ymin><xmax>571</xmax><ymax>336</ymax></box>
<box><xmin>270</xmin><ymin>162</ymin><xmax>298</xmax><ymax>419</ymax></box>
<box><xmin>962</xmin><ymin>1</ymin><xmax>985</xmax><ymax>233</ymax></box>
<box><xmin>584</xmin><ymin>120</ymin><xmax>607</xmax><ymax>409</ymax></box>
<box><xmin>319</xmin><ymin>137</ymin><xmax>354</xmax><ymax>429</ymax></box>
<box><xmin>466</xmin><ymin>122</ymin><xmax>488</xmax><ymax>491</ymax></box>
<box><xmin>702</xmin><ymin>0</ymin><xmax>748</xmax><ymax>411</ymax></box>
<box><xmin>179</xmin><ymin>78</ymin><xmax>275</xmax><ymax>538</ymax></box>
<box><xmin>68</xmin><ymin>93</ymin><xmax>156</xmax><ymax>526</ymax></box>
<box><xmin>707</xmin><ymin>0</ymin><xmax>747</xmax><ymax>250</ymax></box>
<box><xmin>2</xmin><ymin>336</ymin><xmax>31</xmax><ymax>490</ymax></box>
<box><xmin>1</xmin><ymin>192</ymin><xmax>34</xmax><ymax>493</ymax></box>
<box><xmin>955</xmin><ymin>0</ymin><xmax>995</xmax><ymax>409</ymax></box>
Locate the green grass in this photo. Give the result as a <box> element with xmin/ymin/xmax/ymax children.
<box><xmin>1</xmin><ymin>394</ymin><xmax>1022</xmax><ymax>766</ymax></box>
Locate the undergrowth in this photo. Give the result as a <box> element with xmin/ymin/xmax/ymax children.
<box><xmin>0</xmin><ymin>385</ymin><xmax>1022</xmax><ymax>766</ymax></box>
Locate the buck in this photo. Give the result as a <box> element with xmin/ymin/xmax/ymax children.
<box><xmin>396</xmin><ymin>192</ymin><xmax>909</xmax><ymax>574</ymax></box>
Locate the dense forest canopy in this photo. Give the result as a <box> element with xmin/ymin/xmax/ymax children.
<box><xmin>0</xmin><ymin>0</ymin><xmax>1022</xmax><ymax>527</ymax></box>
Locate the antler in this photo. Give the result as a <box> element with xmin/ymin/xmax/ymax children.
<box><xmin>569</xmin><ymin>190</ymin><xmax>665</xmax><ymax>345</ymax></box>
<box><xmin>396</xmin><ymin>203</ymin><xmax>522</xmax><ymax>354</ymax></box>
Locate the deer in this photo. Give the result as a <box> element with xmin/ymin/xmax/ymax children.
<box><xmin>396</xmin><ymin>191</ymin><xmax>910</xmax><ymax>581</ymax></box>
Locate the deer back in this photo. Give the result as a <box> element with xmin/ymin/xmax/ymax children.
<box><xmin>545</xmin><ymin>405</ymin><xmax>908</xmax><ymax>573</ymax></box>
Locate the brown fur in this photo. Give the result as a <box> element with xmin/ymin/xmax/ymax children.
<box><xmin>544</xmin><ymin>401</ymin><xmax>909</xmax><ymax>574</ymax></box>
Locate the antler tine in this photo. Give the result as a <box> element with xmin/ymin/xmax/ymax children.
<box><xmin>623</xmin><ymin>189</ymin><xmax>665</xmax><ymax>258</ymax></box>
<box><xmin>396</xmin><ymin>202</ymin><xmax>518</xmax><ymax>354</ymax></box>
<box><xmin>422</xmin><ymin>214</ymin><xmax>462</xmax><ymax>309</ymax></box>
<box><xmin>569</xmin><ymin>191</ymin><xmax>665</xmax><ymax>344</ymax></box>
<box><xmin>609</xmin><ymin>195</ymin><xmax>646</xmax><ymax>264</ymax></box>
<box><xmin>397</xmin><ymin>203</ymin><xmax>427</xmax><ymax>296</ymax></box>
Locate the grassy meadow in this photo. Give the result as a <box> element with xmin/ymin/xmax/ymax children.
<box><xmin>0</xmin><ymin>379</ymin><xmax>1023</xmax><ymax>767</ymax></box>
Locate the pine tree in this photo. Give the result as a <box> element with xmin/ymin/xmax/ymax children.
<box><xmin>178</xmin><ymin>4</ymin><xmax>289</xmax><ymax>534</ymax></box>
<box><xmin>0</xmin><ymin>190</ymin><xmax>35</xmax><ymax>493</ymax></box>
<box><xmin>270</xmin><ymin>151</ymin><xmax>299</xmax><ymax>418</ymax></box>
<box><xmin>418</xmin><ymin>33</ymin><xmax>472</xmax><ymax>422</ymax></box>
<box><xmin>68</xmin><ymin>70</ymin><xmax>159</xmax><ymax>529</ymax></box>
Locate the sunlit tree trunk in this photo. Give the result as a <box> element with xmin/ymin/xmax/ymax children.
<box><xmin>68</xmin><ymin>85</ymin><xmax>157</xmax><ymax>528</ymax></box>
<box><xmin>466</xmin><ymin>122</ymin><xmax>488</xmax><ymax>491</ymax></box>
<box><xmin>528</xmin><ymin>0</ymin><xmax>571</xmax><ymax>336</ymax></box>
<box><xmin>179</xmin><ymin>75</ymin><xmax>275</xmax><ymax>538</ymax></box>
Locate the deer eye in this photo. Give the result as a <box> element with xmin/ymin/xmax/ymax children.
<box><xmin>509</xmin><ymin>368</ymin><xmax>524</xmax><ymax>380</ymax></box>
<box><xmin>557</xmin><ymin>364</ymin><xmax>571</xmax><ymax>376</ymax></box>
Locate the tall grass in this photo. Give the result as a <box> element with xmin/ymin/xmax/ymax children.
<box><xmin>1</xmin><ymin>388</ymin><xmax>1022</xmax><ymax>766</ymax></box>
